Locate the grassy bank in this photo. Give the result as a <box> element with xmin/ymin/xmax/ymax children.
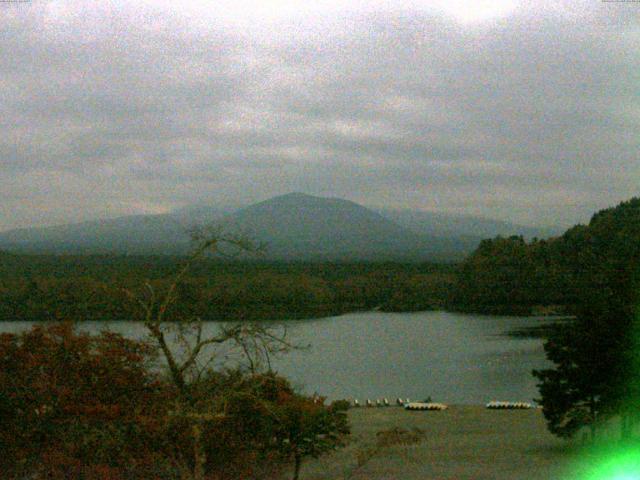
<box><xmin>300</xmin><ymin>406</ymin><xmax>582</xmax><ymax>480</ymax></box>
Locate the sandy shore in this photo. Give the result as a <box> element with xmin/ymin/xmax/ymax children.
<box><xmin>300</xmin><ymin>405</ymin><xmax>581</xmax><ymax>480</ymax></box>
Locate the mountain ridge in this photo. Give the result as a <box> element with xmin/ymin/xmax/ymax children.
<box><xmin>0</xmin><ymin>193</ymin><xmax>559</xmax><ymax>261</ymax></box>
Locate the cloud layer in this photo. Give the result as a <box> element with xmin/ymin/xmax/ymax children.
<box><xmin>1</xmin><ymin>0</ymin><xmax>639</xmax><ymax>231</ymax></box>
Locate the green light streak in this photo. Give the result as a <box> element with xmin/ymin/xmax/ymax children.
<box><xmin>571</xmin><ymin>444</ymin><xmax>640</xmax><ymax>480</ymax></box>
<box><xmin>566</xmin><ymin>307</ymin><xmax>640</xmax><ymax>480</ymax></box>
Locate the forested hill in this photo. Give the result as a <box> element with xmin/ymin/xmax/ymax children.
<box><xmin>450</xmin><ymin>197</ymin><xmax>640</xmax><ymax>315</ymax></box>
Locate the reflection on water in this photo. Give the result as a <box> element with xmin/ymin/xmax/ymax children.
<box><xmin>0</xmin><ymin>310</ymin><xmax>552</xmax><ymax>404</ymax></box>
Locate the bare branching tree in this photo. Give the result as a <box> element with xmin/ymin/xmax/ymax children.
<box><xmin>124</xmin><ymin>226</ymin><xmax>294</xmax><ymax>480</ymax></box>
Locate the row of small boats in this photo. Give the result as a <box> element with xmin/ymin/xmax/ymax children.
<box><xmin>351</xmin><ymin>398</ymin><xmax>448</xmax><ymax>410</ymax></box>
<box><xmin>404</xmin><ymin>402</ymin><xmax>448</xmax><ymax>411</ymax></box>
<box><xmin>485</xmin><ymin>401</ymin><xmax>534</xmax><ymax>409</ymax></box>
<box><xmin>349</xmin><ymin>398</ymin><xmax>535</xmax><ymax>410</ymax></box>
<box><xmin>352</xmin><ymin>398</ymin><xmax>403</xmax><ymax>407</ymax></box>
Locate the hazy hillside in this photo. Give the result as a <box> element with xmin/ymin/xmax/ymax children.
<box><xmin>0</xmin><ymin>207</ymin><xmax>230</xmax><ymax>255</ymax></box>
<box><xmin>0</xmin><ymin>214</ymin><xmax>193</xmax><ymax>254</ymax></box>
<box><xmin>377</xmin><ymin>208</ymin><xmax>561</xmax><ymax>241</ymax></box>
<box><xmin>0</xmin><ymin>193</ymin><xmax>559</xmax><ymax>261</ymax></box>
<box><xmin>170</xmin><ymin>205</ymin><xmax>232</xmax><ymax>224</ymax></box>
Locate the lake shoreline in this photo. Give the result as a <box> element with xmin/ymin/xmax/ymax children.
<box><xmin>0</xmin><ymin>305</ymin><xmax>569</xmax><ymax>323</ymax></box>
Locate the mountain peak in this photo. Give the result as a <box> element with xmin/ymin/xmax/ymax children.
<box><xmin>276</xmin><ymin>192</ymin><xmax>314</xmax><ymax>199</ymax></box>
<box><xmin>258</xmin><ymin>192</ymin><xmax>359</xmax><ymax>209</ymax></box>
<box><xmin>269</xmin><ymin>192</ymin><xmax>337</xmax><ymax>203</ymax></box>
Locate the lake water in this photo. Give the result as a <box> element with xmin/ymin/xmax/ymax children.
<box><xmin>0</xmin><ymin>311</ymin><xmax>552</xmax><ymax>405</ymax></box>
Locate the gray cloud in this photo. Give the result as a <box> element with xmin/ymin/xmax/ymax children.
<box><xmin>1</xmin><ymin>0</ymin><xmax>639</xmax><ymax>231</ymax></box>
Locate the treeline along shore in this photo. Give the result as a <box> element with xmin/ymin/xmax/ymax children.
<box><xmin>450</xmin><ymin>198</ymin><xmax>640</xmax><ymax>316</ymax></box>
<box><xmin>2</xmin><ymin>197</ymin><xmax>639</xmax><ymax>322</ymax></box>
<box><xmin>0</xmin><ymin>255</ymin><xmax>456</xmax><ymax>322</ymax></box>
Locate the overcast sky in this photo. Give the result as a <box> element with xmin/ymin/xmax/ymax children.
<box><xmin>1</xmin><ymin>0</ymin><xmax>639</xmax><ymax>231</ymax></box>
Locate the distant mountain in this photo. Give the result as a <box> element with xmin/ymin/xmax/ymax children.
<box><xmin>171</xmin><ymin>205</ymin><xmax>232</xmax><ymax>224</ymax></box>
<box><xmin>0</xmin><ymin>205</ymin><xmax>233</xmax><ymax>255</ymax></box>
<box><xmin>0</xmin><ymin>214</ymin><xmax>194</xmax><ymax>255</ymax></box>
<box><xmin>0</xmin><ymin>193</ymin><xmax>556</xmax><ymax>261</ymax></box>
<box><xmin>376</xmin><ymin>208</ymin><xmax>561</xmax><ymax>241</ymax></box>
<box><xmin>225</xmin><ymin>193</ymin><xmax>470</xmax><ymax>261</ymax></box>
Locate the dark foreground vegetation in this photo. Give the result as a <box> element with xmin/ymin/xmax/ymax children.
<box><xmin>0</xmin><ymin>254</ymin><xmax>455</xmax><ymax>322</ymax></box>
<box><xmin>0</xmin><ymin>323</ymin><xmax>349</xmax><ymax>480</ymax></box>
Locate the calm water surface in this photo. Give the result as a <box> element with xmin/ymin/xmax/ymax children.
<box><xmin>1</xmin><ymin>311</ymin><xmax>551</xmax><ymax>404</ymax></box>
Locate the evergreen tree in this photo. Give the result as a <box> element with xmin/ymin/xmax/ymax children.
<box><xmin>534</xmin><ymin>198</ymin><xmax>640</xmax><ymax>440</ymax></box>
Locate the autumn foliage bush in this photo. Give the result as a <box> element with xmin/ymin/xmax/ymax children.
<box><xmin>164</xmin><ymin>370</ymin><xmax>349</xmax><ymax>480</ymax></box>
<box><xmin>0</xmin><ymin>322</ymin><xmax>173</xmax><ymax>479</ymax></box>
<box><xmin>0</xmin><ymin>323</ymin><xmax>349</xmax><ymax>480</ymax></box>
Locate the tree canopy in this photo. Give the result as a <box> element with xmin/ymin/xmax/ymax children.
<box><xmin>532</xmin><ymin>198</ymin><xmax>640</xmax><ymax>439</ymax></box>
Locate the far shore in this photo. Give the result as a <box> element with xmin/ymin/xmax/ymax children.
<box><xmin>0</xmin><ymin>307</ymin><xmax>574</xmax><ymax>325</ymax></box>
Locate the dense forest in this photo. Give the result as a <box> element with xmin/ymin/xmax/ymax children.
<box><xmin>530</xmin><ymin>198</ymin><xmax>640</xmax><ymax>439</ymax></box>
<box><xmin>450</xmin><ymin>198</ymin><xmax>640</xmax><ymax>316</ymax></box>
<box><xmin>0</xmin><ymin>254</ymin><xmax>455</xmax><ymax>322</ymax></box>
<box><xmin>450</xmin><ymin>235</ymin><xmax>577</xmax><ymax>315</ymax></box>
